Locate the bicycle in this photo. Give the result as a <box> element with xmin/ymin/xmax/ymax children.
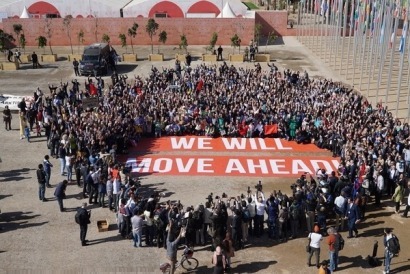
<box><xmin>160</xmin><ymin>245</ymin><xmax>199</xmax><ymax>273</ymax></box>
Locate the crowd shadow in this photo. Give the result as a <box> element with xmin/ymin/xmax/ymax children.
<box><xmin>338</xmin><ymin>255</ymin><xmax>370</xmax><ymax>270</ymax></box>
<box><xmin>86</xmin><ymin>234</ymin><xmax>127</xmax><ymax>245</ymax></box>
<box><xmin>0</xmin><ymin>168</ymin><xmax>33</xmax><ymax>182</ymax></box>
<box><xmin>0</xmin><ymin>211</ymin><xmax>47</xmax><ymax>233</ymax></box>
<box><xmin>116</xmin><ymin>64</ymin><xmax>139</xmax><ymax>74</ymax></box>
<box><xmin>391</xmin><ymin>262</ymin><xmax>410</xmax><ymax>273</ymax></box>
<box><xmin>359</xmin><ymin>227</ymin><xmax>386</xmax><ymax>238</ymax></box>
<box><xmin>233</xmin><ymin>260</ymin><xmax>277</xmax><ymax>273</ymax></box>
<box><xmin>0</xmin><ymin>194</ymin><xmax>13</xmax><ymax>200</ymax></box>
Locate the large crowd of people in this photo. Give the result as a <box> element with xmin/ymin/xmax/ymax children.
<box><xmin>11</xmin><ymin>60</ymin><xmax>409</xmax><ymax>273</ymax></box>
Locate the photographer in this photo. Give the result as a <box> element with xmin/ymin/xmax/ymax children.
<box><xmin>253</xmin><ymin>186</ymin><xmax>266</xmax><ymax>238</ymax></box>
<box><xmin>166</xmin><ymin>220</ymin><xmax>185</xmax><ymax>274</ymax></box>
<box><xmin>266</xmin><ymin>196</ymin><xmax>279</xmax><ymax>240</ymax></box>
<box><xmin>203</xmin><ymin>201</ymin><xmax>213</xmax><ymax>244</ymax></box>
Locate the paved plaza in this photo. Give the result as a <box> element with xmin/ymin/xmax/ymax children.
<box><xmin>0</xmin><ymin>37</ymin><xmax>409</xmax><ymax>273</ymax></box>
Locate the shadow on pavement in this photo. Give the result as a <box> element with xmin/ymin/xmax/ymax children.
<box><xmin>0</xmin><ymin>168</ymin><xmax>33</xmax><ymax>182</ymax></box>
<box><xmin>0</xmin><ymin>211</ymin><xmax>47</xmax><ymax>233</ymax></box>
<box><xmin>338</xmin><ymin>255</ymin><xmax>369</xmax><ymax>270</ymax></box>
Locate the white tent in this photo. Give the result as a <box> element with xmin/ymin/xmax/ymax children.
<box><xmin>216</xmin><ymin>2</ymin><xmax>236</xmax><ymax>18</ymax></box>
<box><xmin>20</xmin><ymin>5</ymin><xmax>30</xmax><ymax>18</ymax></box>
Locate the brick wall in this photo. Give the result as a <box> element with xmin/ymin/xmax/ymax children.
<box><xmin>255</xmin><ymin>10</ymin><xmax>294</xmax><ymax>37</ymax></box>
<box><xmin>1</xmin><ymin>17</ymin><xmax>255</xmax><ymax>47</ymax></box>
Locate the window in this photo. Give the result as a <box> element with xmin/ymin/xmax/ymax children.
<box><xmin>155</xmin><ymin>13</ymin><xmax>167</xmax><ymax>18</ymax></box>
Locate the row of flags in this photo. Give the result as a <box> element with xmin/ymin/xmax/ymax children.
<box><xmin>298</xmin><ymin>0</ymin><xmax>410</xmax><ymax>118</ymax></box>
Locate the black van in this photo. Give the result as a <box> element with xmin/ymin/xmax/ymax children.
<box><xmin>79</xmin><ymin>43</ymin><xmax>110</xmax><ymax>76</ymax></box>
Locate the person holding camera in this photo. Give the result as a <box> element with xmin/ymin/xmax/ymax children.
<box><xmin>253</xmin><ymin>186</ymin><xmax>266</xmax><ymax>238</ymax></box>
<box><xmin>76</xmin><ymin>202</ymin><xmax>91</xmax><ymax>246</ymax></box>
<box><xmin>166</xmin><ymin>220</ymin><xmax>185</xmax><ymax>274</ymax></box>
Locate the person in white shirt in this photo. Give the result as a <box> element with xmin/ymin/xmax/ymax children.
<box><xmin>253</xmin><ymin>191</ymin><xmax>266</xmax><ymax>237</ymax></box>
<box><xmin>403</xmin><ymin>145</ymin><xmax>410</xmax><ymax>176</ymax></box>
<box><xmin>65</xmin><ymin>153</ymin><xmax>74</xmax><ymax>181</ymax></box>
<box><xmin>334</xmin><ymin>193</ymin><xmax>347</xmax><ymax>231</ymax></box>
<box><xmin>307</xmin><ymin>225</ymin><xmax>323</xmax><ymax>267</ymax></box>
<box><xmin>375</xmin><ymin>170</ymin><xmax>384</xmax><ymax>206</ymax></box>
<box><xmin>112</xmin><ymin>177</ymin><xmax>121</xmax><ymax>212</ymax></box>
<box><xmin>247</xmin><ymin>196</ymin><xmax>256</xmax><ymax>236</ymax></box>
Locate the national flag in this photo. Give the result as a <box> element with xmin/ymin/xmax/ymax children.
<box><xmin>315</xmin><ymin>0</ymin><xmax>320</xmax><ymax>13</ymax></box>
<box><xmin>399</xmin><ymin>19</ymin><xmax>408</xmax><ymax>53</ymax></box>
<box><xmin>389</xmin><ymin>32</ymin><xmax>395</xmax><ymax>48</ymax></box>
<box><xmin>89</xmin><ymin>83</ymin><xmax>97</xmax><ymax>96</ymax></box>
<box><xmin>264</xmin><ymin>124</ymin><xmax>278</xmax><ymax>135</ymax></box>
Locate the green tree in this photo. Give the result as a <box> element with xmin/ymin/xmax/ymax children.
<box><xmin>119</xmin><ymin>34</ymin><xmax>127</xmax><ymax>53</ymax></box>
<box><xmin>63</xmin><ymin>15</ymin><xmax>74</xmax><ymax>54</ymax></box>
<box><xmin>101</xmin><ymin>34</ymin><xmax>110</xmax><ymax>43</ymax></box>
<box><xmin>44</xmin><ymin>18</ymin><xmax>53</xmax><ymax>54</ymax></box>
<box><xmin>265</xmin><ymin>31</ymin><xmax>277</xmax><ymax>53</ymax></box>
<box><xmin>145</xmin><ymin>19</ymin><xmax>159</xmax><ymax>54</ymax></box>
<box><xmin>254</xmin><ymin>23</ymin><xmax>262</xmax><ymax>44</ymax></box>
<box><xmin>19</xmin><ymin>34</ymin><xmax>26</xmax><ymax>54</ymax></box>
<box><xmin>127</xmin><ymin>22</ymin><xmax>138</xmax><ymax>54</ymax></box>
<box><xmin>210</xmin><ymin>32</ymin><xmax>218</xmax><ymax>51</ymax></box>
<box><xmin>12</xmin><ymin>24</ymin><xmax>23</xmax><ymax>48</ymax></box>
<box><xmin>36</xmin><ymin>35</ymin><xmax>47</xmax><ymax>54</ymax></box>
<box><xmin>0</xmin><ymin>29</ymin><xmax>15</xmax><ymax>54</ymax></box>
<box><xmin>179</xmin><ymin>34</ymin><xmax>188</xmax><ymax>54</ymax></box>
<box><xmin>230</xmin><ymin>34</ymin><xmax>241</xmax><ymax>54</ymax></box>
<box><xmin>158</xmin><ymin>30</ymin><xmax>167</xmax><ymax>54</ymax></box>
<box><xmin>77</xmin><ymin>29</ymin><xmax>85</xmax><ymax>54</ymax></box>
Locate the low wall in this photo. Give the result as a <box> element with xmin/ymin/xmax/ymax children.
<box><xmin>1</xmin><ymin>17</ymin><xmax>255</xmax><ymax>47</ymax></box>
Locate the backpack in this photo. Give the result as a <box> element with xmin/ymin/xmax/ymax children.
<box><xmin>75</xmin><ymin>210</ymin><xmax>83</xmax><ymax>224</ymax></box>
<box><xmin>387</xmin><ymin>235</ymin><xmax>400</xmax><ymax>254</ymax></box>
<box><xmin>290</xmin><ymin>205</ymin><xmax>300</xmax><ymax>220</ymax></box>
<box><xmin>242</xmin><ymin>208</ymin><xmax>251</xmax><ymax>223</ymax></box>
<box><xmin>336</xmin><ymin>234</ymin><xmax>345</xmax><ymax>251</ymax></box>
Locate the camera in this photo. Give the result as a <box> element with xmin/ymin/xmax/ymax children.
<box><xmin>206</xmin><ymin>193</ymin><xmax>213</xmax><ymax>203</ymax></box>
<box><xmin>255</xmin><ymin>181</ymin><xmax>263</xmax><ymax>192</ymax></box>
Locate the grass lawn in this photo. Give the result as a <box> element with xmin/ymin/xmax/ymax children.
<box><xmin>243</xmin><ymin>2</ymin><xmax>259</xmax><ymax>9</ymax></box>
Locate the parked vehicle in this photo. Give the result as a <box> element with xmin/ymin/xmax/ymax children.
<box><xmin>79</xmin><ymin>43</ymin><xmax>110</xmax><ymax>76</ymax></box>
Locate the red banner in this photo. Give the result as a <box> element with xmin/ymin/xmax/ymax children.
<box><xmin>130</xmin><ymin>137</ymin><xmax>324</xmax><ymax>153</ymax></box>
<box><xmin>125</xmin><ymin>155</ymin><xmax>340</xmax><ymax>177</ymax></box>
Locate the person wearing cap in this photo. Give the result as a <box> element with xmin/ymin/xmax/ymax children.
<box><xmin>77</xmin><ymin>202</ymin><xmax>91</xmax><ymax>246</ymax></box>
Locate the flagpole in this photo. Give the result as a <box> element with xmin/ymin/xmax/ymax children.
<box><xmin>396</xmin><ymin>24</ymin><xmax>406</xmax><ymax>117</ymax></box>
<box><xmin>376</xmin><ymin>0</ymin><xmax>392</xmax><ymax>103</ymax></box>
<box><xmin>345</xmin><ymin>0</ymin><xmax>356</xmax><ymax>78</ymax></box>
<box><xmin>385</xmin><ymin>8</ymin><xmax>399</xmax><ymax>106</ymax></box>
<box><xmin>359</xmin><ymin>0</ymin><xmax>371</xmax><ymax>90</ymax></box>
<box><xmin>339</xmin><ymin>0</ymin><xmax>349</xmax><ymax>72</ymax></box>
<box><xmin>333</xmin><ymin>0</ymin><xmax>343</xmax><ymax>68</ymax></box>
<box><xmin>366</xmin><ymin>0</ymin><xmax>377</xmax><ymax>97</ymax></box>
<box><xmin>351</xmin><ymin>0</ymin><xmax>363</xmax><ymax>83</ymax></box>
<box><xmin>371</xmin><ymin>0</ymin><xmax>384</xmax><ymax>80</ymax></box>
<box><xmin>396</xmin><ymin>5</ymin><xmax>408</xmax><ymax>118</ymax></box>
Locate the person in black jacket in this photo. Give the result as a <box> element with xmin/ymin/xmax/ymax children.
<box><xmin>77</xmin><ymin>202</ymin><xmax>91</xmax><ymax>246</ymax></box>
<box><xmin>36</xmin><ymin>164</ymin><xmax>47</xmax><ymax>202</ymax></box>
<box><xmin>54</xmin><ymin>180</ymin><xmax>68</xmax><ymax>212</ymax></box>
